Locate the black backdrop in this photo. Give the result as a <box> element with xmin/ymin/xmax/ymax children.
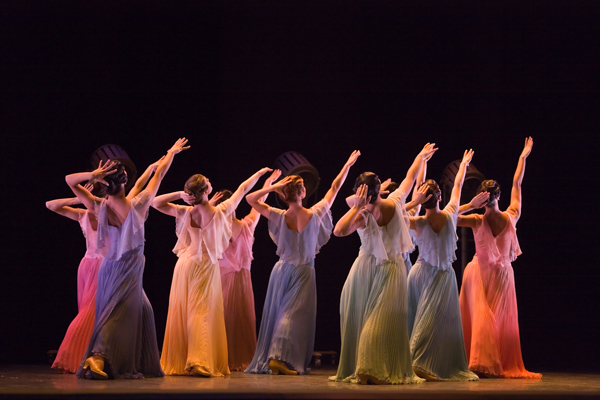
<box><xmin>1</xmin><ymin>1</ymin><xmax>598</xmax><ymax>372</ymax></box>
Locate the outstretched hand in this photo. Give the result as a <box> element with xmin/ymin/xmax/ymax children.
<box><xmin>181</xmin><ymin>191</ymin><xmax>196</xmax><ymax>206</ymax></box>
<box><xmin>354</xmin><ymin>184</ymin><xmax>371</xmax><ymax>209</ymax></box>
<box><xmin>380</xmin><ymin>178</ymin><xmax>392</xmax><ymax>195</ymax></box>
<box><xmin>413</xmin><ymin>184</ymin><xmax>432</xmax><ymax>205</ymax></box>
<box><xmin>168</xmin><ymin>138</ymin><xmax>190</xmax><ymax>154</ymax></box>
<box><xmin>208</xmin><ymin>191</ymin><xmax>223</xmax><ymax>206</ymax></box>
<box><xmin>520</xmin><ymin>137</ymin><xmax>534</xmax><ymax>159</ymax></box>
<box><xmin>470</xmin><ymin>191</ymin><xmax>490</xmax><ymax>209</ymax></box>
<box><xmin>345</xmin><ymin>150</ymin><xmax>361</xmax><ymax>168</ymax></box>
<box><xmin>265</xmin><ymin>169</ymin><xmax>282</xmax><ymax>186</ymax></box>
<box><xmin>419</xmin><ymin>143</ymin><xmax>439</xmax><ymax>159</ymax></box>
<box><xmin>91</xmin><ymin>160</ymin><xmax>118</xmax><ymax>187</ymax></box>
<box><xmin>271</xmin><ymin>175</ymin><xmax>294</xmax><ymax>197</ymax></box>
<box><xmin>461</xmin><ymin>149</ymin><xmax>474</xmax><ymax>166</ymax></box>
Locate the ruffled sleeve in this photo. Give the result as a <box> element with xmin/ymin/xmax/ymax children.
<box><xmin>95</xmin><ymin>198</ymin><xmax>109</xmax><ymax>251</ymax></box>
<box><xmin>172</xmin><ymin>206</ymin><xmax>193</xmax><ymax>258</ymax></box>
<box><xmin>389</xmin><ymin>196</ymin><xmax>415</xmax><ymax>255</ymax></box>
<box><xmin>507</xmin><ymin>213</ymin><xmax>522</xmax><ymax>262</ymax></box>
<box><xmin>311</xmin><ymin>199</ymin><xmax>334</xmax><ymax>253</ymax></box>
<box><xmin>357</xmin><ymin>210</ymin><xmax>389</xmax><ymax>265</ymax></box>
<box><xmin>203</xmin><ymin>203</ymin><xmax>234</xmax><ymax>264</ymax></box>
<box><xmin>267</xmin><ymin>207</ymin><xmax>287</xmax><ymax>249</ymax></box>
<box><xmin>130</xmin><ymin>190</ymin><xmax>151</xmax><ymax>237</ymax></box>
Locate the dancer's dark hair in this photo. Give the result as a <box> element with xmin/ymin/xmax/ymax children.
<box><xmin>477</xmin><ymin>180</ymin><xmax>501</xmax><ymax>206</ymax></box>
<box><xmin>380</xmin><ymin>181</ymin><xmax>399</xmax><ymax>199</ymax></box>
<box><xmin>184</xmin><ymin>174</ymin><xmax>209</xmax><ymax>205</ymax></box>
<box><xmin>104</xmin><ymin>163</ymin><xmax>128</xmax><ymax>196</ymax></box>
<box><xmin>421</xmin><ymin>179</ymin><xmax>441</xmax><ymax>209</ymax></box>
<box><xmin>213</xmin><ymin>189</ymin><xmax>232</xmax><ymax>206</ymax></box>
<box><xmin>353</xmin><ymin>172</ymin><xmax>380</xmax><ymax>204</ymax></box>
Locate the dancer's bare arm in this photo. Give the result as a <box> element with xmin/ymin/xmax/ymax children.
<box><xmin>246</xmin><ymin>176</ymin><xmax>294</xmax><ymax>220</ymax></box>
<box><xmin>321</xmin><ymin>150</ymin><xmax>361</xmax><ymax>208</ymax></box>
<box><xmin>152</xmin><ymin>191</ymin><xmax>189</xmax><ymax>217</ymax></box>
<box><xmin>507</xmin><ymin>137</ymin><xmax>533</xmax><ymax>221</ymax></box>
<box><xmin>46</xmin><ymin>183</ymin><xmax>95</xmax><ymax>220</ymax></box>
<box><xmin>449</xmin><ymin>149</ymin><xmax>474</xmax><ymax>206</ymax></box>
<box><xmin>127</xmin><ymin>156</ymin><xmax>165</xmax><ymax>199</ymax></box>
<box><xmin>247</xmin><ymin>169</ymin><xmax>281</xmax><ymax>228</ymax></box>
<box><xmin>334</xmin><ymin>184</ymin><xmax>369</xmax><ymax>237</ymax></box>
<box><xmin>397</xmin><ymin>143</ymin><xmax>437</xmax><ymax>200</ymax></box>
<box><xmin>66</xmin><ymin>161</ymin><xmax>117</xmax><ymax>210</ymax></box>
<box><xmin>144</xmin><ymin>138</ymin><xmax>190</xmax><ymax>203</ymax></box>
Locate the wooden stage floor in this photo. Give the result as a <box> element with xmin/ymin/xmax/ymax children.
<box><xmin>1</xmin><ymin>365</ymin><xmax>599</xmax><ymax>399</ymax></box>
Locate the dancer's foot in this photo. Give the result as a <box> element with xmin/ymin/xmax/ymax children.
<box><xmin>83</xmin><ymin>355</ymin><xmax>108</xmax><ymax>380</ymax></box>
<box><xmin>413</xmin><ymin>367</ymin><xmax>439</xmax><ymax>382</ymax></box>
<box><xmin>191</xmin><ymin>365</ymin><xmax>211</xmax><ymax>377</ymax></box>
<box><xmin>357</xmin><ymin>373</ymin><xmax>389</xmax><ymax>385</ymax></box>
<box><xmin>269</xmin><ymin>359</ymin><xmax>297</xmax><ymax>375</ymax></box>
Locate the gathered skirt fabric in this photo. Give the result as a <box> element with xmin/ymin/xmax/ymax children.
<box><xmin>76</xmin><ymin>247</ymin><xmax>163</xmax><ymax>379</ymax></box>
<box><xmin>161</xmin><ymin>254</ymin><xmax>230</xmax><ymax>377</ymax></box>
<box><xmin>245</xmin><ymin>260</ymin><xmax>316</xmax><ymax>375</ymax></box>
<box><xmin>460</xmin><ymin>256</ymin><xmax>541</xmax><ymax>378</ymax></box>
<box><xmin>407</xmin><ymin>260</ymin><xmax>478</xmax><ymax>381</ymax></box>
<box><xmin>52</xmin><ymin>256</ymin><xmax>101</xmax><ymax>373</ymax></box>
<box><xmin>221</xmin><ymin>268</ymin><xmax>256</xmax><ymax>372</ymax></box>
<box><xmin>330</xmin><ymin>254</ymin><xmax>422</xmax><ymax>384</ymax></box>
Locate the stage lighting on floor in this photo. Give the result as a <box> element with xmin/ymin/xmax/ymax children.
<box><xmin>90</xmin><ymin>144</ymin><xmax>138</xmax><ymax>192</ymax></box>
<box><xmin>274</xmin><ymin>151</ymin><xmax>321</xmax><ymax>207</ymax></box>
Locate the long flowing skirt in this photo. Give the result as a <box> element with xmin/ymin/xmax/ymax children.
<box><xmin>76</xmin><ymin>247</ymin><xmax>163</xmax><ymax>379</ymax></box>
<box><xmin>245</xmin><ymin>260</ymin><xmax>316</xmax><ymax>375</ymax></box>
<box><xmin>330</xmin><ymin>254</ymin><xmax>422</xmax><ymax>384</ymax></box>
<box><xmin>407</xmin><ymin>260</ymin><xmax>478</xmax><ymax>381</ymax></box>
<box><xmin>221</xmin><ymin>268</ymin><xmax>256</xmax><ymax>372</ymax></box>
<box><xmin>52</xmin><ymin>256</ymin><xmax>101</xmax><ymax>373</ymax></box>
<box><xmin>161</xmin><ymin>255</ymin><xmax>229</xmax><ymax>377</ymax></box>
<box><xmin>460</xmin><ymin>256</ymin><xmax>541</xmax><ymax>378</ymax></box>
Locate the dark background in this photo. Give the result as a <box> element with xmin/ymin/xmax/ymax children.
<box><xmin>1</xmin><ymin>1</ymin><xmax>598</xmax><ymax>372</ymax></box>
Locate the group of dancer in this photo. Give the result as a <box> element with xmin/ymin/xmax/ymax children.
<box><xmin>46</xmin><ymin>136</ymin><xmax>540</xmax><ymax>384</ymax></box>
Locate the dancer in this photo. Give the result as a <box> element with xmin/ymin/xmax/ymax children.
<box><xmin>329</xmin><ymin>143</ymin><xmax>436</xmax><ymax>385</ymax></box>
<box><xmin>406</xmin><ymin>149</ymin><xmax>479</xmax><ymax>382</ymax></box>
<box><xmin>245</xmin><ymin>150</ymin><xmax>360</xmax><ymax>375</ymax></box>
<box><xmin>46</xmin><ymin>183</ymin><xmax>104</xmax><ymax>373</ymax></box>
<box><xmin>458</xmin><ymin>137</ymin><xmax>541</xmax><ymax>378</ymax></box>
<box><xmin>153</xmin><ymin>167</ymin><xmax>274</xmax><ymax>377</ymax></box>
<box><xmin>69</xmin><ymin>138</ymin><xmax>189</xmax><ymax>379</ymax></box>
<box><xmin>208</xmin><ymin>171</ymin><xmax>281</xmax><ymax>371</ymax></box>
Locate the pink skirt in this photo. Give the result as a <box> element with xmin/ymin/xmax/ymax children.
<box><xmin>221</xmin><ymin>268</ymin><xmax>257</xmax><ymax>371</ymax></box>
<box><xmin>460</xmin><ymin>256</ymin><xmax>541</xmax><ymax>378</ymax></box>
<box><xmin>52</xmin><ymin>256</ymin><xmax>101</xmax><ymax>373</ymax></box>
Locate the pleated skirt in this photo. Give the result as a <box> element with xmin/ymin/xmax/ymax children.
<box><xmin>245</xmin><ymin>260</ymin><xmax>316</xmax><ymax>375</ymax></box>
<box><xmin>52</xmin><ymin>256</ymin><xmax>101</xmax><ymax>373</ymax></box>
<box><xmin>330</xmin><ymin>254</ymin><xmax>422</xmax><ymax>384</ymax></box>
<box><xmin>76</xmin><ymin>247</ymin><xmax>163</xmax><ymax>379</ymax></box>
<box><xmin>407</xmin><ymin>260</ymin><xmax>478</xmax><ymax>381</ymax></box>
<box><xmin>460</xmin><ymin>256</ymin><xmax>541</xmax><ymax>378</ymax></box>
<box><xmin>221</xmin><ymin>268</ymin><xmax>256</xmax><ymax>372</ymax></box>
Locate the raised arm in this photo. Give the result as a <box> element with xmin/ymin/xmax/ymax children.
<box><xmin>406</xmin><ymin>152</ymin><xmax>430</xmax><ymax>216</ymax></box>
<box><xmin>397</xmin><ymin>143</ymin><xmax>438</xmax><ymax>199</ymax></box>
<box><xmin>246</xmin><ymin>175</ymin><xmax>294</xmax><ymax>219</ymax></box>
<box><xmin>449</xmin><ymin>149</ymin><xmax>474</xmax><ymax>206</ymax></box>
<box><xmin>333</xmin><ymin>184</ymin><xmax>369</xmax><ymax>237</ymax></box>
<box><xmin>151</xmin><ymin>191</ymin><xmax>188</xmax><ymax>217</ymax></box>
<box><xmin>507</xmin><ymin>137</ymin><xmax>533</xmax><ymax>220</ymax></box>
<box><xmin>227</xmin><ymin>167</ymin><xmax>273</xmax><ymax>211</ymax></box>
<box><xmin>457</xmin><ymin>192</ymin><xmax>490</xmax><ymax>228</ymax></box>
<box><xmin>144</xmin><ymin>138</ymin><xmax>190</xmax><ymax>202</ymax></box>
<box><xmin>46</xmin><ymin>198</ymin><xmax>85</xmax><ymax>221</ymax></box>
<box><xmin>127</xmin><ymin>156</ymin><xmax>164</xmax><ymax>200</ymax></box>
<box><xmin>247</xmin><ymin>169</ymin><xmax>281</xmax><ymax>228</ymax></box>
<box><xmin>321</xmin><ymin>150</ymin><xmax>361</xmax><ymax>208</ymax></box>
<box><xmin>66</xmin><ymin>160</ymin><xmax>117</xmax><ymax>211</ymax></box>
